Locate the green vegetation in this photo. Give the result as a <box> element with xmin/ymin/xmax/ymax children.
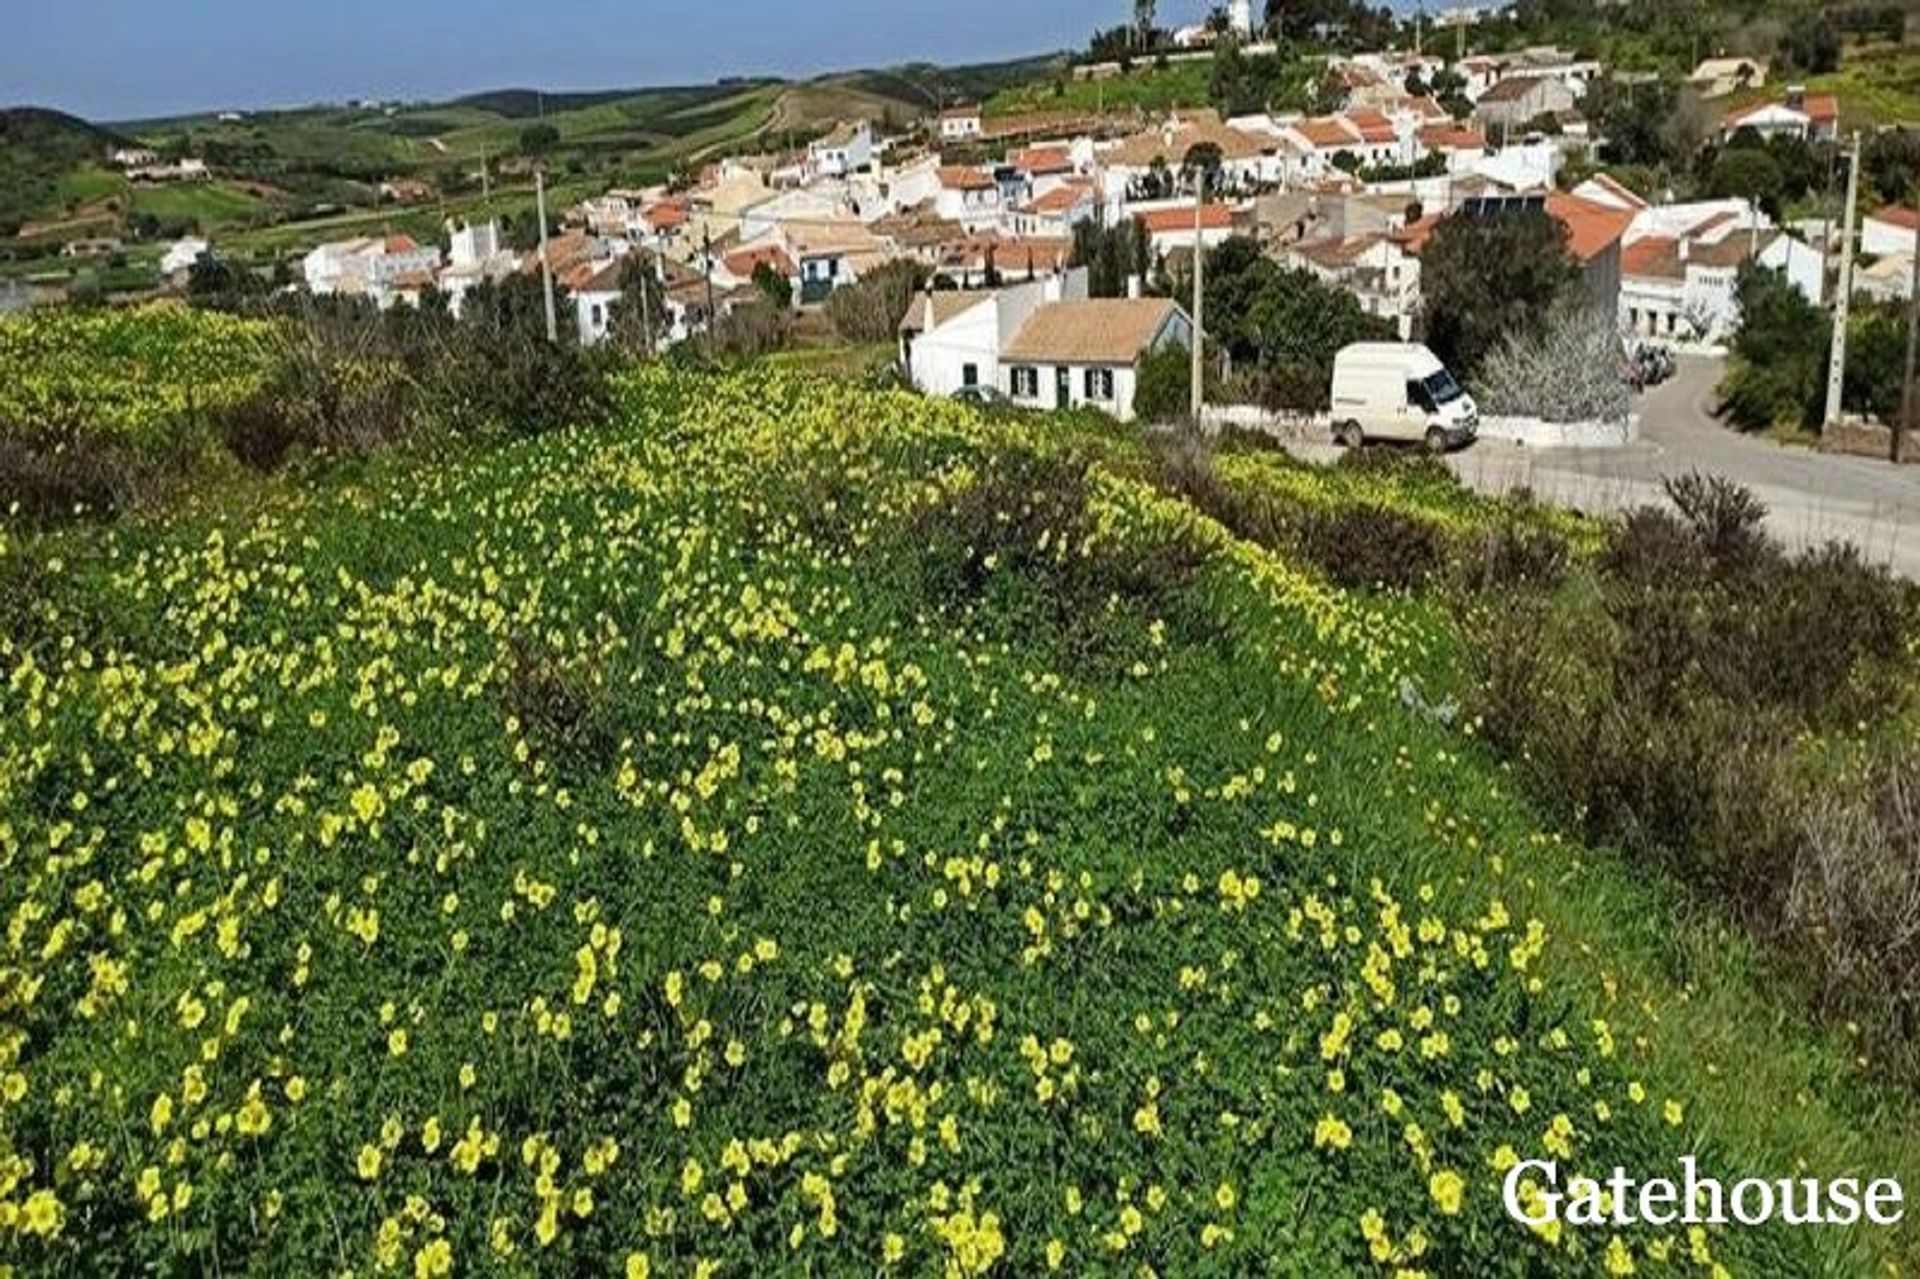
<box><xmin>986</xmin><ymin>58</ymin><xmax>1215</xmax><ymax>116</ymax></box>
<box><xmin>5</xmin><ymin>327</ymin><xmax>1920</xmax><ymax>1274</ymax></box>
<box><xmin>0</xmin><ymin>109</ymin><xmax>129</xmax><ymax>237</ymax></box>
<box><xmin>1718</xmin><ymin>264</ymin><xmax>1911</xmax><ymax>432</ymax></box>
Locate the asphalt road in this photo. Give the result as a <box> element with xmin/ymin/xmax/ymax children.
<box><xmin>1438</xmin><ymin>356</ymin><xmax>1920</xmax><ymax>577</ymax></box>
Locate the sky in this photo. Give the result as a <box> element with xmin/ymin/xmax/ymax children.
<box><xmin>3</xmin><ymin>0</ymin><xmax>1235</xmax><ymax>123</ymax></box>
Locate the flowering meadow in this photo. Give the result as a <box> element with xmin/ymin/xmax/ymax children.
<box><xmin>0</xmin><ymin>366</ymin><xmax>1906</xmax><ymax>1277</ymax></box>
<box><xmin>0</xmin><ymin>307</ymin><xmax>270</xmax><ymax>439</ymax></box>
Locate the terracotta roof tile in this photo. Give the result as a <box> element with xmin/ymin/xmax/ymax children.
<box><xmin>1002</xmin><ymin>298</ymin><xmax>1182</xmax><ymax>364</ymax></box>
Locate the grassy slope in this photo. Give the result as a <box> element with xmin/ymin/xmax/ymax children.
<box><xmin>2</xmin><ymin>367</ymin><xmax>1915</xmax><ymax>1275</ymax></box>
<box><xmin>986</xmin><ymin>58</ymin><xmax>1216</xmax><ymax>117</ymax></box>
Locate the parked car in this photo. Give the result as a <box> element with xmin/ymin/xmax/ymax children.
<box><xmin>951</xmin><ymin>384</ymin><xmax>1010</xmax><ymax>407</ymax></box>
<box><xmin>1329</xmin><ymin>342</ymin><xmax>1479</xmax><ymax>451</ymax></box>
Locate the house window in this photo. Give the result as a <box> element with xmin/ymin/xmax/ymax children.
<box><xmin>962</xmin><ymin>363</ymin><xmax>979</xmax><ymax>388</ymax></box>
<box><xmin>1083</xmin><ymin>368</ymin><xmax>1115</xmax><ymax>401</ymax></box>
<box><xmin>1010</xmin><ymin>366</ymin><xmax>1039</xmax><ymax>399</ymax></box>
<box><xmin>590</xmin><ymin>303</ymin><xmax>605</xmax><ymax>329</ymax></box>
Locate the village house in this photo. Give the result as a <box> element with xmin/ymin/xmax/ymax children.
<box><xmin>1282</xmin><ymin>230</ymin><xmax>1423</xmax><ymax>337</ymax></box>
<box><xmin>1136</xmin><ymin>203</ymin><xmax>1236</xmax><ymax>257</ymax></box>
<box><xmin>437</xmin><ymin>219</ymin><xmax>518</xmax><ymax>315</ymax></box>
<box><xmin>1620</xmin><ymin>225</ymin><xmax>1822</xmax><ymax>345</ymax></box>
<box><xmin>1689</xmin><ymin>56</ymin><xmax>1768</xmax><ymax>98</ymax></box>
<box><xmin>899</xmin><ymin>271</ymin><xmax>1089</xmax><ymax>399</ymax></box>
<box><xmin>303</xmin><ymin>234</ymin><xmax>445</xmax><ymax>304</ymax></box>
<box><xmin>999</xmin><ymin>296</ymin><xmax>1195</xmax><ymax>420</ymax></box>
<box><xmin>1006</xmin><ymin>179</ymin><xmax>1099</xmax><ymax>238</ymax></box>
<box><xmin>938</xmin><ymin>105</ymin><xmax>983</xmax><ymax>142</ymax></box>
<box><xmin>933</xmin><ymin>166</ymin><xmax>1003</xmax><ymax>230</ymax></box>
<box><xmin>777</xmin><ymin>218</ymin><xmax>890</xmax><ymax>302</ymax></box>
<box><xmin>1453</xmin><ymin>55</ymin><xmax>1505</xmax><ymax>102</ymax></box>
<box><xmin>160</xmin><ymin>237</ymin><xmax>210</xmax><ymax>281</ymax></box>
<box><xmin>1101</xmin><ymin>112</ymin><xmax>1288</xmax><ymax>193</ymax></box>
<box><xmin>1721</xmin><ymin>88</ymin><xmax>1839</xmax><ymax>142</ymax></box>
<box><xmin>808</xmin><ymin>120</ymin><xmax>874</xmax><ymax>179</ymax></box>
<box><xmin>1862</xmin><ymin>206</ymin><xmax>1918</xmax><ymax>258</ymax></box>
<box><xmin>930</xmin><ymin>235</ymin><xmax>1072</xmax><ymax>289</ymax></box>
<box><xmin>1472</xmin><ymin>76</ymin><xmax>1579</xmax><ymax>140</ymax></box>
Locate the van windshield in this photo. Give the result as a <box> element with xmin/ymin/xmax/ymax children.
<box><xmin>1423</xmin><ymin>369</ymin><xmax>1464</xmax><ymax>404</ymax></box>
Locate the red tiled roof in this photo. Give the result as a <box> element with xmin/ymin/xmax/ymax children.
<box><xmin>1395</xmin><ymin>212</ymin><xmax>1445</xmax><ymax>254</ymax></box>
<box><xmin>384</xmin><ymin>234</ymin><xmax>419</xmax><ymax>253</ymax></box>
<box><xmin>646</xmin><ymin>203</ymin><xmax>690</xmax><ymax>229</ymax></box>
<box><xmin>1009</xmin><ymin>145</ymin><xmax>1073</xmax><ymax>175</ymax></box>
<box><xmin>1023</xmin><ymin>184</ymin><xmax>1092</xmax><ymax>215</ymax></box>
<box><xmin>1803</xmin><ymin>93</ymin><xmax>1839</xmax><ymax>122</ymax></box>
<box><xmin>1870</xmin><ymin>205</ymin><xmax>1920</xmax><ymax>230</ymax></box>
<box><xmin>1295</xmin><ymin>116</ymin><xmax>1360</xmax><ymax>149</ymax></box>
<box><xmin>938</xmin><ymin>165</ymin><xmax>997</xmax><ymax>191</ymax></box>
<box><xmin>1544</xmin><ymin>190</ymin><xmax>1635</xmax><ymax>263</ymax></box>
<box><xmin>723</xmin><ymin>244</ymin><xmax>797</xmax><ymax>278</ymax></box>
<box><xmin>1419</xmin><ymin>124</ymin><xmax>1486</xmax><ymax>150</ymax></box>
<box><xmin>1138</xmin><ymin>204</ymin><xmax>1233</xmax><ymax>234</ymax></box>
<box><xmin>1345</xmin><ymin>108</ymin><xmax>1398</xmax><ymax>143</ymax></box>
<box><xmin>1621</xmin><ymin>236</ymin><xmax>1676</xmax><ymax>276</ymax></box>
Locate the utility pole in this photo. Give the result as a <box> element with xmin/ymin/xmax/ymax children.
<box><xmin>702</xmin><ymin>226</ymin><xmax>718</xmax><ymax>353</ymax></box>
<box><xmin>1823</xmin><ymin>133</ymin><xmax>1860</xmax><ymax>429</ymax></box>
<box><xmin>536</xmin><ymin>168</ymin><xmax>558</xmax><ymax>344</ymax></box>
<box><xmin>1190</xmin><ymin>165</ymin><xmax>1205</xmax><ymax>425</ymax></box>
<box><xmin>637</xmin><ymin>250</ymin><xmax>656</xmax><ymax>358</ymax></box>
<box><xmin>1898</xmin><ymin>238</ymin><xmax>1920</xmax><ymax>463</ymax></box>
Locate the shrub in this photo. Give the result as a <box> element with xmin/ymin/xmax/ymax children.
<box><xmin>1290</xmin><ymin>504</ymin><xmax>1446</xmax><ymax>591</ymax></box>
<box><xmin>1475</xmin><ymin>299</ymin><xmax>1631</xmax><ymax>423</ymax></box>
<box><xmin>0</xmin><ymin>424</ymin><xmax>165</xmax><ymax>523</ymax></box>
<box><xmin>824</xmin><ymin>261</ymin><xmax>925</xmax><ymax>343</ymax></box>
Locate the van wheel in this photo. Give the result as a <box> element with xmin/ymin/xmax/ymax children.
<box><xmin>1335</xmin><ymin>421</ymin><xmax>1362</xmax><ymax>449</ymax></box>
<box><xmin>1424</xmin><ymin>426</ymin><xmax>1448</xmax><ymax>454</ymax></box>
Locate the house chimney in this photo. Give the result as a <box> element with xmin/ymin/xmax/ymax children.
<box><xmin>1786</xmin><ymin>83</ymin><xmax>1805</xmax><ymax>109</ymax></box>
<box><xmin>1677</xmin><ymin>236</ymin><xmax>1690</xmax><ymax>262</ymax></box>
<box><xmin>1127</xmin><ymin>273</ymin><xmax>1143</xmax><ymax>299</ymax></box>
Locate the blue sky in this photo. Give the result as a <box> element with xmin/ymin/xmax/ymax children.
<box><xmin>3</xmin><ymin>0</ymin><xmax>1235</xmax><ymax>122</ymax></box>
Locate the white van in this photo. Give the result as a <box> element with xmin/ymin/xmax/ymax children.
<box><xmin>1329</xmin><ymin>342</ymin><xmax>1478</xmax><ymax>451</ymax></box>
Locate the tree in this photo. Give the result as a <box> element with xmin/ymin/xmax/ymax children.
<box><xmin>1419</xmin><ymin>210</ymin><xmax>1579</xmax><ymax>377</ymax></box>
<box><xmin>1182</xmin><ymin>141</ymin><xmax>1225</xmax><ymax>194</ymax></box>
<box><xmin>1476</xmin><ymin>298</ymin><xmax>1631</xmax><ymax>423</ymax></box>
<box><xmin>1070</xmin><ymin>219</ymin><xmax>1151</xmax><ymax>297</ymax></box>
<box><xmin>1718</xmin><ymin>263</ymin><xmax>1830</xmax><ymax>430</ymax></box>
<box><xmin>1863</xmin><ymin>128</ymin><xmax>1920</xmax><ymax>204</ymax></box>
<box><xmin>1706</xmin><ymin>146</ymin><xmax>1785</xmax><ymax>215</ymax></box>
<box><xmin>1210</xmin><ymin>46</ymin><xmax>1310</xmax><ymax>118</ymax></box>
<box><xmin>1429</xmin><ymin>68</ymin><xmax>1472</xmax><ymax>119</ymax></box>
<box><xmin>823</xmin><ymin>260</ymin><xmax>925</xmax><ymax>343</ymax></box>
<box><xmin>1164</xmin><ymin>235</ymin><xmax>1392</xmax><ymax>411</ymax></box>
<box><xmin>1779</xmin><ymin>12</ymin><xmax>1840</xmax><ymax>74</ymax></box>
<box><xmin>1134</xmin><ymin>0</ymin><xmax>1157</xmax><ymax>46</ymax></box>
<box><xmin>1135</xmin><ymin>340</ymin><xmax>1198</xmax><ymax>423</ymax></box>
<box><xmin>519</xmin><ymin>123</ymin><xmax>560</xmax><ymax>156</ymax></box>
<box><xmin>750</xmin><ymin>261</ymin><xmax>793</xmax><ymax>310</ymax></box>
<box><xmin>607</xmin><ymin>255</ymin><xmax>667</xmax><ymax>354</ymax></box>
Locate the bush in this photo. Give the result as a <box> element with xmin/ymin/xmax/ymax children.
<box><xmin>824</xmin><ymin>261</ymin><xmax>925</xmax><ymax>343</ymax></box>
<box><xmin>1134</xmin><ymin>342</ymin><xmax>1194</xmax><ymax>424</ymax></box>
<box><xmin>1460</xmin><ymin>476</ymin><xmax>1920</xmax><ymax>1073</ymax></box>
<box><xmin>0</xmin><ymin>424</ymin><xmax>169</xmax><ymax>523</ymax></box>
<box><xmin>1290</xmin><ymin>504</ymin><xmax>1446</xmax><ymax>591</ymax></box>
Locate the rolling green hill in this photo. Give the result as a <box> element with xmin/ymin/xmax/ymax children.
<box><xmin>0</xmin><ymin>108</ymin><xmax>131</xmax><ymax>236</ymax></box>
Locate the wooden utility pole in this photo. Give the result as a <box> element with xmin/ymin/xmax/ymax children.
<box><xmin>702</xmin><ymin>226</ymin><xmax>718</xmax><ymax>353</ymax></box>
<box><xmin>637</xmin><ymin>250</ymin><xmax>656</xmax><ymax>358</ymax></box>
<box><xmin>1898</xmin><ymin>240</ymin><xmax>1920</xmax><ymax>463</ymax></box>
<box><xmin>536</xmin><ymin>169</ymin><xmax>558</xmax><ymax>344</ymax></box>
<box><xmin>1823</xmin><ymin>134</ymin><xmax>1860</xmax><ymax>430</ymax></box>
<box><xmin>1190</xmin><ymin>166</ymin><xmax>1205</xmax><ymax>424</ymax></box>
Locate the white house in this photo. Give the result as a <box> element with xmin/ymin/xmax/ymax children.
<box><xmin>1721</xmin><ymin>90</ymin><xmax>1839</xmax><ymax>142</ymax></box>
<box><xmin>1620</xmin><ymin>226</ymin><xmax>1822</xmax><ymax>346</ymax></box>
<box><xmin>437</xmin><ymin>219</ymin><xmax>518</xmax><ymax>315</ymax></box>
<box><xmin>302</xmin><ymin>234</ymin><xmax>443</xmax><ymax>304</ymax></box>
<box><xmin>999</xmin><ymin>296</ymin><xmax>1195</xmax><ymax>420</ymax></box>
<box><xmin>160</xmin><ymin>237</ymin><xmax>210</xmax><ymax>280</ymax></box>
<box><xmin>933</xmin><ymin>166</ymin><xmax>1003</xmax><ymax>231</ymax></box>
<box><xmin>1689</xmin><ymin>56</ymin><xmax>1768</xmax><ymax>98</ymax></box>
<box><xmin>738</xmin><ymin>187</ymin><xmax>851</xmax><ymax>244</ymax></box>
<box><xmin>899</xmin><ymin>270</ymin><xmax>1089</xmax><ymax>399</ymax></box>
<box><xmin>938</xmin><ymin>105</ymin><xmax>983</xmax><ymax>142</ymax></box>
<box><xmin>1282</xmin><ymin>232</ymin><xmax>1422</xmax><ymax>337</ymax></box>
<box><xmin>778</xmin><ymin>218</ymin><xmax>890</xmax><ymax>303</ymax></box>
<box><xmin>570</xmin><ymin>259</ymin><xmax>627</xmax><ymax>346</ymax></box>
<box><xmin>1136</xmin><ymin>203</ymin><xmax>1236</xmax><ymax>256</ymax></box>
<box><xmin>809</xmin><ymin>121</ymin><xmax>874</xmax><ymax>179</ymax></box>
<box><xmin>1863</xmin><ymin>206</ymin><xmax>1918</xmax><ymax>258</ymax></box>
<box><xmin>1006</xmin><ymin>181</ymin><xmax>1099</xmax><ymax>238</ymax></box>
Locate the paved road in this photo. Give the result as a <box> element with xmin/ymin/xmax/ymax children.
<box><xmin>1439</xmin><ymin>356</ymin><xmax>1920</xmax><ymax>576</ymax></box>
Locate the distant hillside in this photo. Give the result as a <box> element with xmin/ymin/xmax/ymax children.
<box><xmin>0</xmin><ymin>108</ymin><xmax>130</xmax><ymax>235</ymax></box>
<box><xmin>452</xmin><ymin>81</ymin><xmax>777</xmax><ymax>120</ymax></box>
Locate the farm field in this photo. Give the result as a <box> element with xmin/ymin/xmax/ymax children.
<box><xmin>3</xmin><ymin>353</ymin><xmax>1918</xmax><ymax>1276</ymax></box>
